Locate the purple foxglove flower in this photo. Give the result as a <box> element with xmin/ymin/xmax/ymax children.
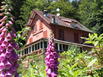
<box><xmin>6</xmin><ymin>23</ymin><xmax>11</xmax><ymax>27</ymax></box>
<box><xmin>45</xmin><ymin>34</ymin><xmax>59</xmax><ymax>77</ymax></box>
<box><xmin>2</xmin><ymin>28</ymin><xmax>7</xmax><ymax>32</ymax></box>
<box><xmin>0</xmin><ymin>53</ymin><xmax>6</xmax><ymax>61</ymax></box>
<box><xmin>5</xmin><ymin>71</ymin><xmax>12</xmax><ymax>77</ymax></box>
<box><xmin>0</xmin><ymin>62</ymin><xmax>5</xmax><ymax>70</ymax></box>
<box><xmin>0</xmin><ymin>21</ymin><xmax>5</xmax><ymax>27</ymax></box>
<box><xmin>8</xmin><ymin>21</ymin><xmax>13</xmax><ymax>25</ymax></box>
<box><xmin>0</xmin><ymin>1</ymin><xmax>19</xmax><ymax>77</ymax></box>
<box><xmin>0</xmin><ymin>16</ymin><xmax>7</xmax><ymax>22</ymax></box>
<box><xmin>0</xmin><ymin>72</ymin><xmax>5</xmax><ymax>77</ymax></box>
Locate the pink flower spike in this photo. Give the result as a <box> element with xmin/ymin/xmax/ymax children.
<box><xmin>45</xmin><ymin>34</ymin><xmax>59</xmax><ymax>77</ymax></box>
<box><xmin>0</xmin><ymin>2</ymin><xmax>19</xmax><ymax>76</ymax></box>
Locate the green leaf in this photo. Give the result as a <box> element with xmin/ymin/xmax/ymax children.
<box><xmin>87</xmin><ymin>58</ymin><xmax>97</xmax><ymax>67</ymax></box>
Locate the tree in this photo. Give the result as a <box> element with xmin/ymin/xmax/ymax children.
<box><xmin>79</xmin><ymin>0</ymin><xmax>103</xmax><ymax>33</ymax></box>
<box><xmin>47</xmin><ymin>0</ymin><xmax>79</xmax><ymax>20</ymax></box>
<box><xmin>10</xmin><ymin>0</ymin><xmax>25</xmax><ymax>31</ymax></box>
<box><xmin>16</xmin><ymin>0</ymin><xmax>48</xmax><ymax>29</ymax></box>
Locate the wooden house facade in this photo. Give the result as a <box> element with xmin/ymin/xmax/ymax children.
<box><xmin>19</xmin><ymin>10</ymin><xmax>93</xmax><ymax>57</ymax></box>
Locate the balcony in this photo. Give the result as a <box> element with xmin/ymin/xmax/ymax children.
<box><xmin>18</xmin><ymin>38</ymin><xmax>93</xmax><ymax>58</ymax></box>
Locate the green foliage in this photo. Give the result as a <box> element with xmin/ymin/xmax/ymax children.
<box><xmin>10</xmin><ymin>0</ymin><xmax>25</xmax><ymax>31</ymax></box>
<box><xmin>17</xmin><ymin>45</ymin><xmax>103</xmax><ymax>77</ymax></box>
<box><xmin>18</xmin><ymin>54</ymin><xmax>46</xmax><ymax>77</ymax></box>
<box><xmin>47</xmin><ymin>0</ymin><xmax>79</xmax><ymax>20</ymax></box>
<box><xmin>84</xmin><ymin>33</ymin><xmax>103</xmax><ymax>65</ymax></box>
<box><xmin>16</xmin><ymin>0</ymin><xmax>48</xmax><ymax>28</ymax></box>
<box><xmin>58</xmin><ymin>47</ymin><xmax>98</xmax><ymax>77</ymax></box>
<box><xmin>15</xmin><ymin>26</ymin><xmax>31</xmax><ymax>47</ymax></box>
<box><xmin>79</xmin><ymin>0</ymin><xmax>103</xmax><ymax>33</ymax></box>
<box><xmin>84</xmin><ymin>33</ymin><xmax>103</xmax><ymax>77</ymax></box>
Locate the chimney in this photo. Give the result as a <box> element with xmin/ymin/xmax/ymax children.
<box><xmin>52</xmin><ymin>16</ymin><xmax>56</xmax><ymax>24</ymax></box>
<box><xmin>43</xmin><ymin>10</ymin><xmax>48</xmax><ymax>17</ymax></box>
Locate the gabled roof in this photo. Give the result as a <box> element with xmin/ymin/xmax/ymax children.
<box><xmin>27</xmin><ymin>10</ymin><xmax>93</xmax><ymax>33</ymax></box>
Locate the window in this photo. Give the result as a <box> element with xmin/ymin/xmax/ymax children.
<box><xmin>74</xmin><ymin>32</ymin><xmax>79</xmax><ymax>43</ymax></box>
<box><xmin>32</xmin><ymin>45</ymin><xmax>35</xmax><ymax>51</ymax></box>
<box><xmin>35</xmin><ymin>44</ymin><xmax>37</xmax><ymax>50</ymax></box>
<box><xmin>44</xmin><ymin>41</ymin><xmax>47</xmax><ymax>48</ymax></box>
<box><xmin>56</xmin><ymin>43</ymin><xmax>68</xmax><ymax>51</ymax></box>
<box><xmin>26</xmin><ymin>48</ymin><xmax>28</xmax><ymax>54</ymax></box>
<box><xmin>24</xmin><ymin>49</ymin><xmax>26</xmax><ymax>54</ymax></box>
<box><xmin>59</xmin><ymin>44</ymin><xmax>62</xmax><ymax>51</ymax></box>
<box><xmin>40</xmin><ymin>42</ymin><xmax>43</xmax><ymax>48</ymax></box>
<box><xmin>63</xmin><ymin>44</ymin><xmax>68</xmax><ymax>51</ymax></box>
<box><xmin>59</xmin><ymin>29</ymin><xmax>64</xmax><ymax>40</ymax></box>
<box><xmin>29</xmin><ymin>47</ymin><xmax>31</xmax><ymax>53</ymax></box>
<box><xmin>37</xmin><ymin>43</ymin><xmax>39</xmax><ymax>49</ymax></box>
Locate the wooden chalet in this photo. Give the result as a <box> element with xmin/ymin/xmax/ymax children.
<box><xmin>19</xmin><ymin>10</ymin><xmax>93</xmax><ymax>57</ymax></box>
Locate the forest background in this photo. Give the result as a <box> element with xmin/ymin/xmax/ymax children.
<box><xmin>8</xmin><ymin>0</ymin><xmax>103</xmax><ymax>45</ymax></box>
